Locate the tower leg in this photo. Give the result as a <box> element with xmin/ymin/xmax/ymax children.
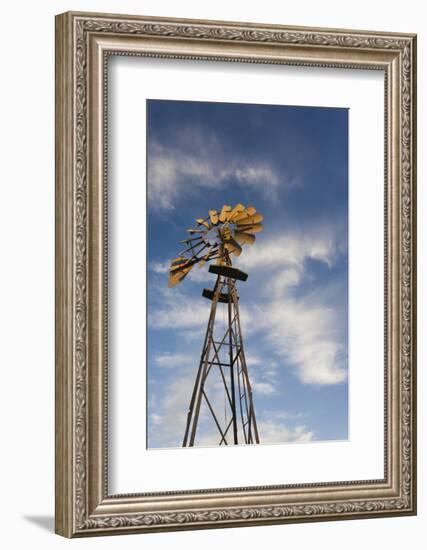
<box><xmin>182</xmin><ymin>276</ymin><xmax>222</xmax><ymax>447</ymax></box>
<box><xmin>228</xmin><ymin>278</ymin><xmax>238</xmax><ymax>445</ymax></box>
<box><xmin>229</xmin><ymin>279</ymin><xmax>260</xmax><ymax>445</ymax></box>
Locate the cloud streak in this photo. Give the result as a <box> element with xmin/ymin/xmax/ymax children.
<box><xmin>256</xmin><ymin>421</ymin><xmax>314</xmax><ymax>444</ymax></box>
<box><xmin>148</xmin><ymin>285</ymin><xmax>211</xmax><ymax>330</ymax></box>
<box><xmin>260</xmin><ymin>298</ymin><xmax>347</xmax><ymax>385</ymax></box>
<box><xmin>236</xmin><ymin>226</ymin><xmax>347</xmax><ymax>385</ymax></box>
<box><xmin>148</xmin><ymin>125</ymin><xmax>285</xmax><ymax>211</ymax></box>
<box><xmin>153</xmin><ymin>352</ymin><xmax>196</xmax><ymax>369</ymax></box>
<box><xmin>236</xmin><ymin>225</ymin><xmax>341</xmax><ymax>275</ymax></box>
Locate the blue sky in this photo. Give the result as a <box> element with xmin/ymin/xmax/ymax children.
<box><xmin>146</xmin><ymin>99</ymin><xmax>348</xmax><ymax>449</ymax></box>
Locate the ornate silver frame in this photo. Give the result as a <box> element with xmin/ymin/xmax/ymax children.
<box><xmin>55</xmin><ymin>11</ymin><xmax>417</xmax><ymax>537</ymax></box>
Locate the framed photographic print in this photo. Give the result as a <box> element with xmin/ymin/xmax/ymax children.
<box><xmin>55</xmin><ymin>11</ymin><xmax>417</xmax><ymax>537</ymax></box>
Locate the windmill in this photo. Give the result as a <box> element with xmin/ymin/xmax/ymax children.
<box><xmin>168</xmin><ymin>203</ymin><xmax>263</xmax><ymax>447</ymax></box>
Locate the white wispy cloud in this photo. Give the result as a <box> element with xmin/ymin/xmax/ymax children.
<box><xmin>256</xmin><ymin>420</ymin><xmax>314</xmax><ymax>444</ymax></box>
<box><xmin>193</xmin><ymin>421</ymin><xmax>314</xmax><ymax>447</ymax></box>
<box><xmin>148</xmin><ymin>126</ymin><xmax>285</xmax><ymax>211</ymax></box>
<box><xmin>251</xmin><ymin>380</ymin><xmax>276</xmax><ymax>395</ymax></box>
<box><xmin>259</xmin><ymin>298</ymin><xmax>347</xmax><ymax>385</ymax></box>
<box><xmin>186</xmin><ymin>265</ymin><xmax>214</xmax><ymax>284</ymax></box>
<box><xmin>148</xmin><ymin>285</ymin><xmax>211</xmax><ymax>330</ymax></box>
<box><xmin>237</xmin><ymin>226</ymin><xmax>348</xmax><ymax>386</ymax></box>
<box><xmin>261</xmin><ymin>410</ymin><xmax>309</xmax><ymax>421</ymax></box>
<box><xmin>245</xmin><ymin>353</ymin><xmax>278</xmax><ymax>395</ymax></box>
<box><xmin>148</xmin><ymin>374</ymin><xmax>194</xmax><ymax>448</ymax></box>
<box><xmin>236</xmin><ymin>226</ymin><xmax>340</xmax><ymax>276</ymax></box>
<box><xmin>150</xmin><ymin>260</ymin><xmax>169</xmax><ymax>274</ymax></box>
<box><xmin>149</xmin><ymin>303</ymin><xmax>209</xmax><ymax>330</ymax></box>
<box><xmin>153</xmin><ymin>352</ymin><xmax>195</xmax><ymax>369</ymax></box>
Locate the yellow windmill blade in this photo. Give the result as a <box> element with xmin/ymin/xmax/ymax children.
<box><xmin>196</xmin><ymin>218</ymin><xmax>210</xmax><ymax>229</ymax></box>
<box><xmin>170</xmin><ymin>257</ymin><xmax>190</xmax><ymax>272</ymax></box>
<box><xmin>209</xmin><ymin>210</ymin><xmax>219</xmax><ymax>225</ymax></box>
<box><xmin>228</xmin><ymin>203</ymin><xmax>246</xmax><ymax>221</ymax></box>
<box><xmin>233</xmin><ymin>207</ymin><xmax>258</xmax><ymax>222</ymax></box>
<box><xmin>236</xmin><ymin>213</ymin><xmax>264</xmax><ymax>226</ymax></box>
<box><xmin>219</xmin><ymin>205</ymin><xmax>232</xmax><ymax>222</ymax></box>
<box><xmin>224</xmin><ymin>238</ymin><xmax>242</xmax><ymax>257</ymax></box>
<box><xmin>233</xmin><ymin>231</ymin><xmax>256</xmax><ymax>245</ymax></box>
<box><xmin>245</xmin><ymin>206</ymin><xmax>257</xmax><ymax>216</ymax></box>
<box><xmin>168</xmin><ymin>270</ymin><xmax>182</xmax><ymax>288</ymax></box>
<box><xmin>237</xmin><ymin>223</ymin><xmax>263</xmax><ymax>234</ymax></box>
<box><xmin>168</xmin><ymin>263</ymin><xmax>194</xmax><ymax>287</ymax></box>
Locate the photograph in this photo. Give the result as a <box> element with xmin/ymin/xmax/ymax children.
<box><xmin>147</xmin><ymin>99</ymin><xmax>349</xmax><ymax>449</ymax></box>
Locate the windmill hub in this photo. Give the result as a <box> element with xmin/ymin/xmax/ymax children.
<box><xmin>202</xmin><ymin>227</ymin><xmax>222</xmax><ymax>247</ymax></box>
<box><xmin>168</xmin><ymin>203</ymin><xmax>263</xmax><ymax>288</ymax></box>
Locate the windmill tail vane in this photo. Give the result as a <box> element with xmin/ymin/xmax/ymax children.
<box><xmin>167</xmin><ymin>204</ymin><xmax>263</xmax><ymax>447</ymax></box>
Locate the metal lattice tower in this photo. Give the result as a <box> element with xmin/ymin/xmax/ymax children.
<box><xmin>183</xmin><ymin>263</ymin><xmax>259</xmax><ymax>446</ymax></box>
<box><xmin>167</xmin><ymin>203</ymin><xmax>263</xmax><ymax>447</ymax></box>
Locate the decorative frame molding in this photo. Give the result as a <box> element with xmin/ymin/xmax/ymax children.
<box><xmin>55</xmin><ymin>11</ymin><xmax>417</xmax><ymax>537</ymax></box>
